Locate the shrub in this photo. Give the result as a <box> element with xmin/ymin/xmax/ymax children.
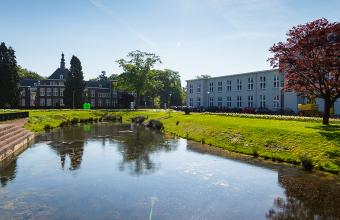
<box><xmin>184</xmin><ymin>107</ymin><xmax>190</xmax><ymax>115</ymax></box>
<box><xmin>300</xmin><ymin>154</ymin><xmax>314</xmax><ymax>171</ymax></box>
<box><xmin>71</xmin><ymin>118</ymin><xmax>79</xmax><ymax>124</ymax></box>
<box><xmin>252</xmin><ymin>148</ymin><xmax>259</xmax><ymax>157</ymax></box>
<box><xmin>145</xmin><ymin>119</ymin><xmax>164</xmax><ymax>130</ymax></box>
<box><xmin>256</xmin><ymin>107</ymin><xmax>273</xmax><ymax>114</ymax></box>
<box><xmin>44</xmin><ymin>124</ymin><xmax>52</xmax><ymax>130</ymax></box>
<box><xmin>243</xmin><ymin>107</ymin><xmax>256</xmax><ymax>114</ymax></box>
<box><xmin>131</xmin><ymin>116</ymin><xmax>147</xmax><ymax>124</ymax></box>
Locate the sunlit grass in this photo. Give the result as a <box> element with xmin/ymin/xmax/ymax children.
<box><xmin>110</xmin><ymin>110</ymin><xmax>340</xmax><ymax>173</ymax></box>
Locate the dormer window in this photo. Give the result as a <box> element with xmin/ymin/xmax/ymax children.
<box><xmin>60</xmin><ymin>75</ymin><xmax>63</xmax><ymax>79</ymax></box>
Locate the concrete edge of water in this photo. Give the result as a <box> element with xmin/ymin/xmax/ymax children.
<box><xmin>0</xmin><ymin>133</ymin><xmax>35</xmax><ymax>169</ymax></box>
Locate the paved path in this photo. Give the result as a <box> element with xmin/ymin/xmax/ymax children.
<box><xmin>0</xmin><ymin>118</ymin><xmax>28</xmax><ymax>128</ymax></box>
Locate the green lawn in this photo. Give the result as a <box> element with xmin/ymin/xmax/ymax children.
<box><xmin>110</xmin><ymin>110</ymin><xmax>340</xmax><ymax>173</ymax></box>
<box><xmin>23</xmin><ymin>109</ymin><xmax>106</xmax><ymax>132</ymax></box>
<box><xmin>3</xmin><ymin>109</ymin><xmax>339</xmax><ymax>173</ymax></box>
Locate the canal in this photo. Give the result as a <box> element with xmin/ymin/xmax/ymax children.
<box><xmin>0</xmin><ymin>123</ymin><xmax>339</xmax><ymax>219</ymax></box>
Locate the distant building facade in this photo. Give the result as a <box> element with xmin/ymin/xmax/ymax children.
<box><xmin>19</xmin><ymin>53</ymin><xmax>123</xmax><ymax>108</ymax></box>
<box><xmin>186</xmin><ymin>69</ymin><xmax>340</xmax><ymax>115</ymax></box>
<box><xmin>85</xmin><ymin>80</ymin><xmax>117</xmax><ymax>108</ymax></box>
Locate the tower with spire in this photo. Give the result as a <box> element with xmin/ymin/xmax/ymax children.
<box><xmin>60</xmin><ymin>52</ymin><xmax>65</xmax><ymax>69</ymax></box>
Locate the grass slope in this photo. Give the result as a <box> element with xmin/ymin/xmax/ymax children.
<box><xmin>24</xmin><ymin>110</ymin><xmax>105</xmax><ymax>132</ymax></box>
<box><xmin>111</xmin><ymin>111</ymin><xmax>340</xmax><ymax>173</ymax></box>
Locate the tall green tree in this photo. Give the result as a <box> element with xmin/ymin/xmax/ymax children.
<box><xmin>64</xmin><ymin>56</ymin><xmax>85</xmax><ymax>108</ymax></box>
<box><xmin>116</xmin><ymin>50</ymin><xmax>161</xmax><ymax>107</ymax></box>
<box><xmin>108</xmin><ymin>73</ymin><xmax>119</xmax><ymax>81</ymax></box>
<box><xmin>156</xmin><ymin>69</ymin><xmax>183</xmax><ymax>107</ymax></box>
<box><xmin>0</xmin><ymin>42</ymin><xmax>20</xmax><ymax>108</ymax></box>
<box><xmin>98</xmin><ymin>71</ymin><xmax>108</xmax><ymax>81</ymax></box>
<box><xmin>89</xmin><ymin>71</ymin><xmax>108</xmax><ymax>81</ymax></box>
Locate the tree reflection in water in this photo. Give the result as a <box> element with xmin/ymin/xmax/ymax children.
<box><xmin>186</xmin><ymin>142</ymin><xmax>340</xmax><ymax>220</ymax></box>
<box><xmin>266</xmin><ymin>169</ymin><xmax>340</xmax><ymax>220</ymax></box>
<box><xmin>36</xmin><ymin>123</ymin><xmax>177</xmax><ymax>174</ymax></box>
<box><xmin>115</xmin><ymin>124</ymin><xmax>176</xmax><ymax>175</ymax></box>
<box><xmin>40</xmin><ymin>124</ymin><xmax>88</xmax><ymax>171</ymax></box>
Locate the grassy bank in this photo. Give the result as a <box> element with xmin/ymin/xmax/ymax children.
<box><xmin>14</xmin><ymin>109</ymin><xmax>340</xmax><ymax>173</ymax></box>
<box><xmin>110</xmin><ymin>110</ymin><xmax>340</xmax><ymax>173</ymax></box>
<box><xmin>23</xmin><ymin>110</ymin><xmax>106</xmax><ymax>132</ymax></box>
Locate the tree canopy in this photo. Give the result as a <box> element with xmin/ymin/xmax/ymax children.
<box><xmin>89</xmin><ymin>71</ymin><xmax>109</xmax><ymax>82</ymax></box>
<box><xmin>64</xmin><ymin>56</ymin><xmax>85</xmax><ymax>108</ymax></box>
<box><xmin>18</xmin><ymin>66</ymin><xmax>45</xmax><ymax>80</ymax></box>
<box><xmin>108</xmin><ymin>73</ymin><xmax>119</xmax><ymax>81</ymax></box>
<box><xmin>0</xmin><ymin>42</ymin><xmax>20</xmax><ymax>108</ymax></box>
<box><xmin>116</xmin><ymin>50</ymin><xmax>161</xmax><ymax>107</ymax></box>
<box><xmin>156</xmin><ymin>69</ymin><xmax>183</xmax><ymax>107</ymax></box>
<box><xmin>269</xmin><ymin>18</ymin><xmax>340</xmax><ymax>125</ymax></box>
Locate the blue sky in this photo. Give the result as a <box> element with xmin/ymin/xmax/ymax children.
<box><xmin>1</xmin><ymin>0</ymin><xmax>339</xmax><ymax>84</ymax></box>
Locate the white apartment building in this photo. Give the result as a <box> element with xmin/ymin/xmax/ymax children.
<box><xmin>186</xmin><ymin>69</ymin><xmax>340</xmax><ymax>115</ymax></box>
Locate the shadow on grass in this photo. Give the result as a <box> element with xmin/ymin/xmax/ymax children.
<box><xmin>307</xmin><ymin>125</ymin><xmax>340</xmax><ymax>146</ymax></box>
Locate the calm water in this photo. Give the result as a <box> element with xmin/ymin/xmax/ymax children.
<box><xmin>0</xmin><ymin>123</ymin><xmax>339</xmax><ymax>220</ymax></box>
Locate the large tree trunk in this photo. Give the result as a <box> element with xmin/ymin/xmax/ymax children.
<box><xmin>322</xmin><ymin>99</ymin><xmax>332</xmax><ymax>125</ymax></box>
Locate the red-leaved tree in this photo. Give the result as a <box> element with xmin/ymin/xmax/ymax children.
<box><xmin>269</xmin><ymin>18</ymin><xmax>339</xmax><ymax>125</ymax></box>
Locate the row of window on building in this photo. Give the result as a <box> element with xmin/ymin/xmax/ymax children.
<box><xmin>39</xmin><ymin>87</ymin><xmax>64</xmax><ymax>97</ymax></box>
<box><xmin>88</xmin><ymin>90</ymin><xmax>111</xmax><ymax>98</ymax></box>
<box><xmin>89</xmin><ymin>99</ymin><xmax>117</xmax><ymax>107</ymax></box>
<box><xmin>37</xmin><ymin>88</ymin><xmax>112</xmax><ymax>99</ymax></box>
<box><xmin>35</xmin><ymin>98</ymin><xmax>115</xmax><ymax>107</ymax></box>
<box><xmin>189</xmin><ymin>75</ymin><xmax>281</xmax><ymax>94</ymax></box>
<box><xmin>39</xmin><ymin>98</ymin><xmax>64</xmax><ymax>107</ymax></box>
<box><xmin>188</xmin><ymin>95</ymin><xmax>281</xmax><ymax>109</ymax></box>
<box><xmin>47</xmin><ymin>81</ymin><xmax>64</xmax><ymax>86</ymax></box>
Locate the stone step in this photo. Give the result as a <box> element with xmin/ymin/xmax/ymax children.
<box><xmin>0</xmin><ymin>132</ymin><xmax>33</xmax><ymax>155</ymax></box>
<box><xmin>0</xmin><ymin>127</ymin><xmax>26</xmax><ymax>142</ymax></box>
<box><xmin>0</xmin><ymin>126</ymin><xmax>18</xmax><ymax>138</ymax></box>
<box><xmin>0</xmin><ymin>129</ymin><xmax>29</xmax><ymax>147</ymax></box>
<box><xmin>0</xmin><ymin>124</ymin><xmax>16</xmax><ymax>136</ymax></box>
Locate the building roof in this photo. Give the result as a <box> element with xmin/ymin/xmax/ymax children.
<box><xmin>48</xmin><ymin>53</ymin><xmax>70</xmax><ymax>80</ymax></box>
<box><xmin>20</xmin><ymin>78</ymin><xmax>38</xmax><ymax>87</ymax></box>
<box><xmin>85</xmin><ymin>80</ymin><xmax>111</xmax><ymax>88</ymax></box>
<box><xmin>186</xmin><ymin>69</ymin><xmax>280</xmax><ymax>82</ymax></box>
<box><xmin>48</xmin><ymin>68</ymin><xmax>70</xmax><ymax>80</ymax></box>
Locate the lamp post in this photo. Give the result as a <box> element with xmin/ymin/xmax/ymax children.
<box><xmin>207</xmin><ymin>91</ymin><xmax>210</xmax><ymax>108</ymax></box>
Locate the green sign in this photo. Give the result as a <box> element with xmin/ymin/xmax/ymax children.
<box><xmin>83</xmin><ymin>102</ymin><xmax>91</xmax><ymax>110</ymax></box>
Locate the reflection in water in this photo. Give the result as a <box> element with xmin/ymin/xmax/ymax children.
<box><xmin>49</xmin><ymin>141</ymin><xmax>85</xmax><ymax>170</ymax></box>
<box><xmin>0</xmin><ymin>123</ymin><xmax>339</xmax><ymax>219</ymax></box>
<box><xmin>115</xmin><ymin>124</ymin><xmax>175</xmax><ymax>175</ymax></box>
<box><xmin>0</xmin><ymin>159</ymin><xmax>17</xmax><ymax>187</ymax></box>
<box><xmin>266</xmin><ymin>169</ymin><xmax>340</xmax><ymax>220</ymax></box>
<box><xmin>36</xmin><ymin>123</ymin><xmax>176</xmax><ymax>175</ymax></box>
<box><xmin>187</xmin><ymin>142</ymin><xmax>340</xmax><ymax>220</ymax></box>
